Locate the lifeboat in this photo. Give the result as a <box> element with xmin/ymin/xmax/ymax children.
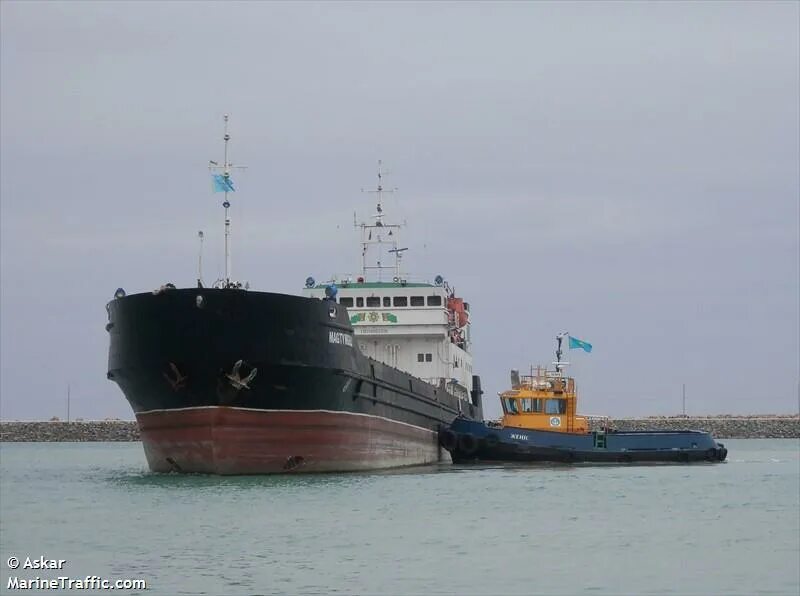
<box><xmin>447</xmin><ymin>296</ymin><xmax>469</xmax><ymax>328</ymax></box>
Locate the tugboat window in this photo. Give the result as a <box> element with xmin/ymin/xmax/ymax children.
<box><xmin>383</xmin><ymin>297</ymin><xmax>391</xmax><ymax>307</ymax></box>
<box><xmin>545</xmin><ymin>399</ymin><xmax>567</xmax><ymax>415</ymax></box>
<box><xmin>366</xmin><ymin>296</ymin><xmax>380</xmax><ymax>307</ymax></box>
<box><xmin>356</xmin><ymin>297</ymin><xmax>364</xmax><ymax>307</ymax></box>
<box><xmin>410</xmin><ymin>296</ymin><xmax>425</xmax><ymax>306</ymax></box>
<box><xmin>521</xmin><ymin>398</ymin><xmax>533</xmax><ymax>412</ymax></box>
<box><xmin>393</xmin><ymin>296</ymin><xmax>408</xmax><ymax>307</ymax></box>
<box><xmin>503</xmin><ymin>398</ymin><xmax>519</xmax><ymax>414</ymax></box>
<box><xmin>339</xmin><ymin>297</ymin><xmax>354</xmax><ymax>307</ymax></box>
<box><xmin>532</xmin><ymin>398</ymin><xmax>543</xmax><ymax>412</ymax></box>
<box><xmin>427</xmin><ymin>296</ymin><xmax>442</xmax><ymax>306</ymax></box>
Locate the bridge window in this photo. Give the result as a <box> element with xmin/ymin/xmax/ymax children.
<box><xmin>383</xmin><ymin>297</ymin><xmax>391</xmax><ymax>307</ymax></box>
<box><xmin>425</xmin><ymin>353</ymin><xmax>432</xmax><ymax>362</ymax></box>
<box><xmin>545</xmin><ymin>399</ymin><xmax>567</xmax><ymax>415</ymax></box>
<box><xmin>521</xmin><ymin>398</ymin><xmax>532</xmax><ymax>412</ymax></box>
<box><xmin>393</xmin><ymin>296</ymin><xmax>408</xmax><ymax>307</ymax></box>
<box><xmin>417</xmin><ymin>353</ymin><xmax>424</xmax><ymax>362</ymax></box>
<box><xmin>410</xmin><ymin>296</ymin><xmax>425</xmax><ymax>306</ymax></box>
<box><xmin>532</xmin><ymin>398</ymin><xmax>543</xmax><ymax>412</ymax></box>
<box><xmin>427</xmin><ymin>295</ymin><xmax>442</xmax><ymax>306</ymax></box>
<box><xmin>503</xmin><ymin>398</ymin><xmax>519</xmax><ymax>414</ymax></box>
<box><xmin>339</xmin><ymin>297</ymin><xmax>354</xmax><ymax>307</ymax></box>
<box><xmin>356</xmin><ymin>297</ymin><xmax>364</xmax><ymax>307</ymax></box>
<box><xmin>366</xmin><ymin>296</ymin><xmax>380</xmax><ymax>307</ymax></box>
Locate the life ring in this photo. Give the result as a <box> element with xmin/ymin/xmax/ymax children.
<box><xmin>458</xmin><ymin>433</ymin><xmax>478</xmax><ymax>455</ymax></box>
<box><xmin>484</xmin><ymin>433</ymin><xmax>499</xmax><ymax>448</ymax></box>
<box><xmin>439</xmin><ymin>429</ymin><xmax>458</xmax><ymax>451</ymax></box>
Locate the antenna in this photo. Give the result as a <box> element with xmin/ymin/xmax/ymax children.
<box><xmin>388</xmin><ymin>247</ymin><xmax>408</xmax><ymax>274</ymax></box>
<box><xmin>357</xmin><ymin>160</ymin><xmax>404</xmax><ymax>281</ymax></box>
<box><xmin>197</xmin><ymin>230</ymin><xmax>204</xmax><ymax>287</ymax></box>
<box><xmin>209</xmin><ymin>114</ymin><xmax>246</xmax><ymax>287</ymax></box>
<box><xmin>554</xmin><ymin>332</ymin><xmax>570</xmax><ymax>373</ymax></box>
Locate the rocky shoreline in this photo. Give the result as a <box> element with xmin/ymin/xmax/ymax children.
<box><xmin>0</xmin><ymin>415</ymin><xmax>798</xmax><ymax>442</ymax></box>
<box><xmin>589</xmin><ymin>415</ymin><xmax>799</xmax><ymax>439</ymax></box>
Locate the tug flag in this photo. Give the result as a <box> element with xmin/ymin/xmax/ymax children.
<box><xmin>568</xmin><ymin>336</ymin><xmax>592</xmax><ymax>353</ymax></box>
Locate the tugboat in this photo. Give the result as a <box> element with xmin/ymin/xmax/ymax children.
<box><xmin>439</xmin><ymin>333</ymin><xmax>727</xmax><ymax>464</ymax></box>
<box><xmin>105</xmin><ymin>117</ymin><xmax>483</xmax><ymax>474</ymax></box>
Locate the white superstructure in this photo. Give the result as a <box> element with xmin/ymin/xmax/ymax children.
<box><xmin>302</xmin><ymin>163</ymin><xmax>474</xmax><ymax>402</ymax></box>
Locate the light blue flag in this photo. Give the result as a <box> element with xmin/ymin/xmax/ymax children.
<box><xmin>568</xmin><ymin>336</ymin><xmax>592</xmax><ymax>353</ymax></box>
<box><xmin>212</xmin><ymin>174</ymin><xmax>235</xmax><ymax>193</ymax></box>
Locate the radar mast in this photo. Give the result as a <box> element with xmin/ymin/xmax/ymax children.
<box><xmin>356</xmin><ymin>161</ymin><xmax>405</xmax><ymax>281</ymax></box>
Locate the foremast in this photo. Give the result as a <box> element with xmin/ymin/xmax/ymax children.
<box><xmin>209</xmin><ymin>114</ymin><xmax>246</xmax><ymax>288</ymax></box>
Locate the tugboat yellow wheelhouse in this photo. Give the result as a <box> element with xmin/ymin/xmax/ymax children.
<box><xmin>499</xmin><ymin>367</ymin><xmax>588</xmax><ymax>434</ymax></box>
<box><xmin>439</xmin><ymin>334</ymin><xmax>728</xmax><ymax>464</ymax></box>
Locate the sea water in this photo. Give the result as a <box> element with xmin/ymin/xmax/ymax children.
<box><xmin>0</xmin><ymin>440</ymin><xmax>797</xmax><ymax>595</ymax></box>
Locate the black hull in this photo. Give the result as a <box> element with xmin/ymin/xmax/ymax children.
<box><xmin>441</xmin><ymin>418</ymin><xmax>728</xmax><ymax>464</ymax></box>
<box><xmin>449</xmin><ymin>444</ymin><xmax>726</xmax><ymax>464</ymax></box>
<box><xmin>106</xmin><ymin>288</ymin><xmax>482</xmax><ymax>435</ymax></box>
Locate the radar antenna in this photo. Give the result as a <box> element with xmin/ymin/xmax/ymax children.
<box><xmin>209</xmin><ymin>114</ymin><xmax>247</xmax><ymax>287</ymax></box>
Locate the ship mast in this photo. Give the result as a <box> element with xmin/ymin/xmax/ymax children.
<box><xmin>209</xmin><ymin>114</ymin><xmax>246</xmax><ymax>287</ymax></box>
<box><xmin>357</xmin><ymin>161</ymin><xmax>405</xmax><ymax>281</ymax></box>
<box><xmin>554</xmin><ymin>332</ymin><xmax>570</xmax><ymax>374</ymax></box>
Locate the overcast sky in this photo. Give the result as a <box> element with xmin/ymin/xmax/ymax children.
<box><xmin>1</xmin><ymin>1</ymin><xmax>798</xmax><ymax>421</ymax></box>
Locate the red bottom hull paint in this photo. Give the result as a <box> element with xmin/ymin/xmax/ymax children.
<box><xmin>136</xmin><ymin>407</ymin><xmax>443</xmax><ymax>474</ymax></box>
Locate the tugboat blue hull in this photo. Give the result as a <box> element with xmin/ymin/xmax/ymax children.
<box><xmin>441</xmin><ymin>417</ymin><xmax>728</xmax><ymax>464</ymax></box>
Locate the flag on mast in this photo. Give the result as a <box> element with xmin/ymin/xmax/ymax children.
<box><xmin>568</xmin><ymin>336</ymin><xmax>592</xmax><ymax>353</ymax></box>
<box><xmin>212</xmin><ymin>174</ymin><xmax>235</xmax><ymax>193</ymax></box>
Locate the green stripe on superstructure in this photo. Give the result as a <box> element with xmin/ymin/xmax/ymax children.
<box><xmin>315</xmin><ymin>282</ymin><xmax>434</xmax><ymax>289</ymax></box>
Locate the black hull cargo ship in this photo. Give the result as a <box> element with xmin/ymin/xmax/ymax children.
<box><xmin>107</xmin><ymin>288</ymin><xmax>483</xmax><ymax>474</ymax></box>
<box><xmin>106</xmin><ymin>122</ymin><xmax>482</xmax><ymax>474</ymax></box>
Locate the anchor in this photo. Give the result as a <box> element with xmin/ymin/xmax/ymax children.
<box><xmin>163</xmin><ymin>362</ymin><xmax>187</xmax><ymax>391</ymax></box>
<box><xmin>225</xmin><ymin>359</ymin><xmax>257</xmax><ymax>390</ymax></box>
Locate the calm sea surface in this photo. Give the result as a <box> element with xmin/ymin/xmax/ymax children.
<box><xmin>1</xmin><ymin>440</ymin><xmax>798</xmax><ymax>595</ymax></box>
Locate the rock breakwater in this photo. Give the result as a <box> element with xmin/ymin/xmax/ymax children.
<box><xmin>0</xmin><ymin>416</ymin><xmax>797</xmax><ymax>442</ymax></box>
<box><xmin>0</xmin><ymin>421</ymin><xmax>140</xmax><ymax>442</ymax></box>
<box><xmin>591</xmin><ymin>415</ymin><xmax>799</xmax><ymax>439</ymax></box>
